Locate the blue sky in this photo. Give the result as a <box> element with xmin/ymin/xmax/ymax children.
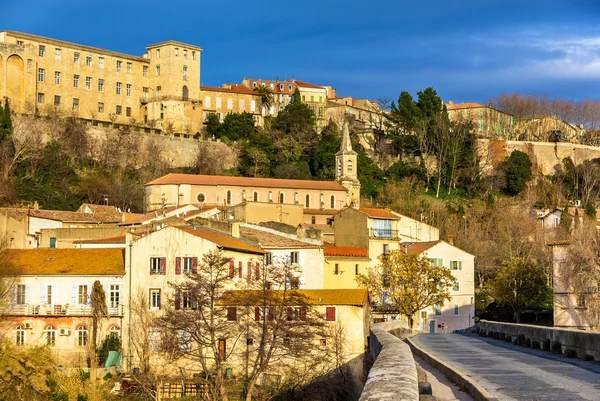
<box><xmin>1</xmin><ymin>0</ymin><xmax>600</xmax><ymax>103</ymax></box>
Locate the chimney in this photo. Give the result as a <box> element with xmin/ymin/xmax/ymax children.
<box><xmin>448</xmin><ymin>235</ymin><xmax>454</xmax><ymax>245</ymax></box>
<box><xmin>230</xmin><ymin>222</ymin><xmax>240</xmax><ymax>238</ymax></box>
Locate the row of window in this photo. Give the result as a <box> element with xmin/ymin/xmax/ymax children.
<box><xmin>155</xmin><ymin>47</ymin><xmax>196</xmax><ymax>60</ymax></box>
<box><xmin>14</xmin><ymin>323</ymin><xmax>119</xmax><ymax>347</ymax></box>
<box><xmin>434</xmin><ymin>304</ymin><xmax>461</xmax><ymax>316</ymax></box>
<box><xmin>12</xmin><ymin>283</ymin><xmax>120</xmax><ymax>307</ymax></box>
<box><xmin>37</xmin><ymin>69</ymin><xmax>135</xmax><ymax>95</ymax></box>
<box><xmin>301</xmin><ymin>95</ymin><xmax>323</xmax><ymax>103</ymax></box>
<box><xmin>36</xmin><ymin>93</ymin><xmax>133</xmax><ymax>117</ymax></box>
<box><xmin>204</xmin><ymin>96</ymin><xmax>255</xmax><ymax>111</ymax></box>
<box><xmin>252</xmin><ymin>81</ymin><xmax>293</xmax><ymax>92</ymax></box>
<box><xmin>37</xmin><ymin>45</ymin><xmax>140</xmax><ymax>72</ymax></box>
<box><xmin>198</xmin><ymin>190</ymin><xmax>339</xmax><ymax>209</ymax></box>
<box><xmin>333</xmin><ymin>263</ymin><xmax>360</xmax><ymax>275</ymax></box>
<box><xmin>429</xmin><ymin>258</ymin><xmax>464</xmax><ymax>271</ymax></box>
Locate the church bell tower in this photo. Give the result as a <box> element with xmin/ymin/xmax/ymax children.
<box><xmin>336</xmin><ymin>124</ymin><xmax>361</xmax><ymax>207</ymax></box>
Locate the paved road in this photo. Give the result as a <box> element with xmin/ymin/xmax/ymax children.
<box><xmin>411</xmin><ymin>333</ymin><xmax>600</xmax><ymax>401</ymax></box>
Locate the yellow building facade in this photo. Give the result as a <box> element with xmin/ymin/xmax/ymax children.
<box><xmin>0</xmin><ymin>31</ymin><xmax>203</xmax><ymax>133</ymax></box>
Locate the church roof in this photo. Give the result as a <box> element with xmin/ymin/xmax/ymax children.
<box><xmin>336</xmin><ymin>124</ymin><xmax>357</xmax><ymax>156</ymax></box>
<box><xmin>145</xmin><ymin>174</ymin><xmax>347</xmax><ymax>191</ymax></box>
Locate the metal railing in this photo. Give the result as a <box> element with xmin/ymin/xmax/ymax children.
<box><xmin>1</xmin><ymin>304</ymin><xmax>123</xmax><ymax>316</ymax></box>
<box><xmin>369</xmin><ymin>228</ymin><xmax>400</xmax><ymax>239</ymax></box>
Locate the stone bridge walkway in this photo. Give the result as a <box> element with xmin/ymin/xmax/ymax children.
<box><xmin>411</xmin><ymin>333</ymin><xmax>600</xmax><ymax>401</ymax></box>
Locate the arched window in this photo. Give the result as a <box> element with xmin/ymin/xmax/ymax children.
<box><xmin>182</xmin><ymin>85</ymin><xmax>189</xmax><ymax>101</ymax></box>
<box><xmin>279</xmin><ymin>192</ymin><xmax>285</xmax><ymax>204</ymax></box>
<box><xmin>108</xmin><ymin>324</ymin><xmax>121</xmax><ymax>338</ymax></box>
<box><xmin>226</xmin><ymin>190</ymin><xmax>232</xmax><ymax>205</ymax></box>
<box><xmin>311</xmin><ymin>216</ymin><xmax>316</xmax><ymax>224</ymax></box>
<box><xmin>76</xmin><ymin>325</ymin><xmax>88</xmax><ymax>347</ymax></box>
<box><xmin>14</xmin><ymin>325</ymin><xmax>25</xmax><ymax>345</ymax></box>
<box><xmin>45</xmin><ymin>325</ymin><xmax>56</xmax><ymax>346</ymax></box>
<box><xmin>305</xmin><ymin>194</ymin><xmax>310</xmax><ymax>208</ymax></box>
<box><xmin>347</xmin><ymin>159</ymin><xmax>353</xmax><ymax>172</ymax></box>
<box><xmin>330</xmin><ymin>195</ymin><xmax>335</xmax><ymax>209</ymax></box>
<box><xmin>253</xmin><ymin>191</ymin><xmax>259</xmax><ymax>202</ymax></box>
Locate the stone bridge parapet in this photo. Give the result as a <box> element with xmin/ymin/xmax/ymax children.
<box><xmin>359</xmin><ymin>321</ymin><xmax>419</xmax><ymax>401</ymax></box>
<box><xmin>478</xmin><ymin>320</ymin><xmax>600</xmax><ymax>361</ymax></box>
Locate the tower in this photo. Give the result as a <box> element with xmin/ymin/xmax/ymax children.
<box><xmin>336</xmin><ymin>123</ymin><xmax>361</xmax><ymax>207</ymax></box>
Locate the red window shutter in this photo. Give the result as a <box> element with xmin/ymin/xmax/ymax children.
<box><xmin>268</xmin><ymin>307</ymin><xmax>274</xmax><ymax>321</ymax></box>
<box><xmin>286</xmin><ymin>307</ymin><xmax>293</xmax><ymax>321</ymax></box>
<box><xmin>191</xmin><ymin>257</ymin><xmax>198</xmax><ymax>273</ymax></box>
<box><xmin>218</xmin><ymin>338</ymin><xmax>226</xmax><ymax>361</ymax></box>
<box><xmin>149</xmin><ymin>258</ymin><xmax>152</xmax><ymax>275</ymax></box>
<box><xmin>160</xmin><ymin>258</ymin><xmax>166</xmax><ymax>275</ymax></box>
<box><xmin>229</xmin><ymin>260</ymin><xmax>234</xmax><ymax>278</ymax></box>
<box><xmin>255</xmin><ymin>306</ymin><xmax>260</xmax><ymax>321</ymax></box>
<box><xmin>326</xmin><ymin>307</ymin><xmax>336</xmax><ymax>321</ymax></box>
<box><xmin>227</xmin><ymin>307</ymin><xmax>237</xmax><ymax>321</ymax></box>
<box><xmin>254</xmin><ymin>262</ymin><xmax>260</xmax><ymax>281</ymax></box>
<box><xmin>247</xmin><ymin>262</ymin><xmax>252</xmax><ymax>282</ymax></box>
<box><xmin>238</xmin><ymin>261</ymin><xmax>243</xmax><ymax>278</ymax></box>
<box><xmin>174</xmin><ymin>290</ymin><xmax>181</xmax><ymax>310</ymax></box>
<box><xmin>175</xmin><ymin>257</ymin><xmax>181</xmax><ymax>275</ymax></box>
<box><xmin>300</xmin><ymin>306</ymin><xmax>307</xmax><ymax>321</ymax></box>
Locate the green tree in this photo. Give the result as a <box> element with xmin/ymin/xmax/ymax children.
<box><xmin>490</xmin><ymin>258</ymin><xmax>551</xmax><ymax>323</ymax></box>
<box><xmin>220</xmin><ymin>112</ymin><xmax>256</xmax><ymax>141</ymax></box>
<box><xmin>293</xmin><ymin>88</ymin><xmax>302</xmax><ymax>104</ymax></box>
<box><xmin>253</xmin><ymin>85</ymin><xmax>274</xmax><ymax>111</ymax></box>
<box><xmin>585</xmin><ymin>200</ymin><xmax>596</xmax><ymax>219</ymax></box>
<box><xmin>309</xmin><ymin>121</ymin><xmax>340</xmax><ymax>180</ymax></box>
<box><xmin>356</xmin><ymin>251</ymin><xmax>456</xmax><ymax>327</ymax></box>
<box><xmin>504</xmin><ymin>150</ymin><xmax>532</xmax><ymax>195</ymax></box>
<box><xmin>204</xmin><ymin>113</ymin><xmax>221</xmax><ymax>138</ymax></box>
<box><xmin>389</xmin><ymin>91</ymin><xmax>421</xmax><ymax>134</ymax></box>
<box><xmin>416</xmin><ymin>87</ymin><xmax>443</xmax><ymax>120</ymax></box>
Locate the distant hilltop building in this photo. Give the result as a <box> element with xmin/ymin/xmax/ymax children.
<box><xmin>0</xmin><ymin>30</ymin><xmax>384</xmax><ymax>137</ymax></box>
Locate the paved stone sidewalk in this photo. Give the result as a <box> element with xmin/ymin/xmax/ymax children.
<box><xmin>411</xmin><ymin>333</ymin><xmax>600</xmax><ymax>401</ymax></box>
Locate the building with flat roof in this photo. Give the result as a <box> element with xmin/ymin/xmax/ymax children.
<box><xmin>0</xmin><ymin>30</ymin><xmax>203</xmax><ymax>133</ymax></box>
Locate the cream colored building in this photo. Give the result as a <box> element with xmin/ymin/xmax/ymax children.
<box><xmin>548</xmin><ymin>240</ymin><xmax>596</xmax><ymax>330</ymax></box>
<box><xmin>0</xmin><ymin>30</ymin><xmax>203</xmax><ymax>134</ymax></box>
<box><xmin>239</xmin><ymin>78</ymin><xmax>329</xmax><ymax>127</ymax></box>
<box><xmin>1</xmin><ymin>248</ymin><xmax>125</xmax><ymax>367</ymax></box>
<box><xmin>239</xmin><ymin>224</ymin><xmax>324</xmax><ymax>289</ymax></box>
<box><xmin>446</xmin><ymin>102</ymin><xmax>515</xmax><ymax>139</ymax></box>
<box><xmin>401</xmin><ymin>240</ymin><xmax>475</xmax><ymax>333</ymax></box>
<box><xmin>200</xmin><ymin>84</ymin><xmax>264</xmax><ymax>126</ymax></box>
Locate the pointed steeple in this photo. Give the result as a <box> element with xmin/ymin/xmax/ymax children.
<box><xmin>336</xmin><ymin>123</ymin><xmax>357</xmax><ymax>156</ymax></box>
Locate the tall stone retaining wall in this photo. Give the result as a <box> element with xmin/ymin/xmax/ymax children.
<box><xmin>359</xmin><ymin>321</ymin><xmax>419</xmax><ymax>401</ymax></box>
<box><xmin>478</xmin><ymin>320</ymin><xmax>600</xmax><ymax>361</ymax></box>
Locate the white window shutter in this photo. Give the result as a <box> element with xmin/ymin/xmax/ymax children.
<box><xmin>25</xmin><ymin>285</ymin><xmax>32</xmax><ymax>304</ymax></box>
<box><xmin>10</xmin><ymin>285</ymin><xmax>16</xmax><ymax>306</ymax></box>
<box><xmin>87</xmin><ymin>283</ymin><xmax>93</xmax><ymax>305</ymax></box>
<box><xmin>40</xmin><ymin>284</ymin><xmax>46</xmax><ymax>304</ymax></box>
<box><xmin>71</xmin><ymin>284</ymin><xmax>78</xmax><ymax>304</ymax></box>
<box><xmin>52</xmin><ymin>284</ymin><xmax>58</xmax><ymax>305</ymax></box>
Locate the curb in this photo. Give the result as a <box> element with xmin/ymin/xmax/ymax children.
<box><xmin>406</xmin><ymin>337</ymin><xmax>498</xmax><ymax>401</ymax></box>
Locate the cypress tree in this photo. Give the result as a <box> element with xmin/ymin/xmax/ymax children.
<box><xmin>293</xmin><ymin>88</ymin><xmax>301</xmax><ymax>104</ymax></box>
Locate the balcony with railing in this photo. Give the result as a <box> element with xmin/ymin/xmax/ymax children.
<box><xmin>369</xmin><ymin>228</ymin><xmax>400</xmax><ymax>240</ymax></box>
<box><xmin>1</xmin><ymin>304</ymin><xmax>123</xmax><ymax>317</ymax></box>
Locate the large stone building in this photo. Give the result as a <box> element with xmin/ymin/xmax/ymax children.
<box><xmin>446</xmin><ymin>102</ymin><xmax>515</xmax><ymax>139</ymax></box>
<box><xmin>200</xmin><ymin>84</ymin><xmax>264</xmax><ymax>126</ymax></box>
<box><xmin>0</xmin><ymin>30</ymin><xmax>203</xmax><ymax>133</ymax></box>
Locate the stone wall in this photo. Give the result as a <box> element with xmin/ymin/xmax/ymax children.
<box><xmin>359</xmin><ymin>320</ymin><xmax>419</xmax><ymax>401</ymax></box>
<box><xmin>478</xmin><ymin>139</ymin><xmax>600</xmax><ymax>176</ymax></box>
<box><xmin>478</xmin><ymin>320</ymin><xmax>600</xmax><ymax>361</ymax></box>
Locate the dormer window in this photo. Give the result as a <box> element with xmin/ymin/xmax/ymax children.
<box><xmin>288</xmin><ymin>84</ymin><xmax>292</xmax><ymax>91</ymax></box>
<box><xmin>279</xmin><ymin>84</ymin><xmax>284</xmax><ymax>91</ymax></box>
<box><xmin>253</xmin><ymin>81</ymin><xmax>257</xmax><ymax>88</ymax></box>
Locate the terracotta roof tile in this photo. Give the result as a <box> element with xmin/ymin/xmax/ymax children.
<box><xmin>146</xmin><ymin>174</ymin><xmax>347</xmax><ymax>191</ymax></box>
<box><xmin>201</xmin><ymin>85</ymin><xmax>260</xmax><ymax>95</ymax></box>
<box><xmin>0</xmin><ymin>208</ymin><xmax>122</xmax><ymax>223</ymax></box>
<box><xmin>324</xmin><ymin>245</ymin><xmax>369</xmax><ymax>258</ymax></box>
<box><xmin>359</xmin><ymin>208</ymin><xmax>399</xmax><ymax>219</ymax></box>
<box><xmin>73</xmin><ymin>235</ymin><xmax>126</xmax><ymax>244</ymax></box>
<box><xmin>294</xmin><ymin>80</ymin><xmax>325</xmax><ymax>89</ymax></box>
<box><xmin>400</xmin><ymin>240</ymin><xmax>443</xmax><ymax>255</ymax></box>
<box><xmin>1</xmin><ymin>249</ymin><xmax>125</xmax><ymax>275</ymax></box>
<box><xmin>240</xmin><ymin>227</ymin><xmax>320</xmax><ymax>249</ymax></box>
<box><xmin>222</xmin><ymin>289</ymin><xmax>368</xmax><ymax>306</ymax></box>
<box><xmin>303</xmin><ymin>208</ymin><xmax>339</xmax><ymax>216</ymax></box>
<box><xmin>445</xmin><ymin>102</ymin><xmax>485</xmax><ymax>110</ymax></box>
<box><xmin>176</xmin><ymin>226</ymin><xmax>265</xmax><ymax>254</ymax></box>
